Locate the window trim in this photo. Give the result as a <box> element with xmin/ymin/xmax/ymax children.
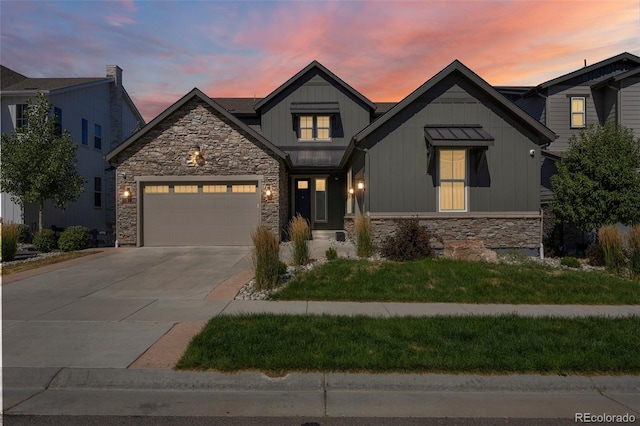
<box><xmin>438</xmin><ymin>148</ymin><xmax>468</xmax><ymax>213</ymax></box>
<box><xmin>314</xmin><ymin>177</ymin><xmax>328</xmax><ymax>223</ymax></box>
<box><xmin>570</xmin><ymin>96</ymin><xmax>586</xmax><ymax>129</ymax></box>
<box><xmin>298</xmin><ymin>115</ymin><xmax>332</xmax><ymax>141</ymax></box>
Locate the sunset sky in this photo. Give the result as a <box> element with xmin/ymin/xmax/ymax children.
<box><xmin>1</xmin><ymin>0</ymin><xmax>639</xmax><ymax>122</ymax></box>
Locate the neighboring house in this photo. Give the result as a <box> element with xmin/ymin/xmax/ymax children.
<box><xmin>514</xmin><ymin>52</ymin><xmax>640</xmax><ymax>205</ymax></box>
<box><xmin>106</xmin><ymin>60</ymin><xmax>555</xmax><ymax>254</ymax></box>
<box><xmin>0</xmin><ymin>65</ymin><xmax>144</xmax><ymax>235</ymax></box>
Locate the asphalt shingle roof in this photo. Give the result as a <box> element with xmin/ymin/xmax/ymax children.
<box><xmin>1</xmin><ymin>65</ymin><xmax>108</xmax><ymax>92</ymax></box>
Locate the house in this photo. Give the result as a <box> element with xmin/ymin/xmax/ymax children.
<box><xmin>0</xmin><ymin>65</ymin><xmax>144</xmax><ymax>236</ymax></box>
<box><xmin>514</xmin><ymin>52</ymin><xmax>640</xmax><ymax>205</ymax></box>
<box><xmin>106</xmin><ymin>60</ymin><xmax>556</xmax><ymax>254</ymax></box>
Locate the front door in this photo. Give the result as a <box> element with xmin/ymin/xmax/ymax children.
<box><xmin>294</xmin><ymin>178</ymin><xmax>311</xmax><ymax>224</ymax></box>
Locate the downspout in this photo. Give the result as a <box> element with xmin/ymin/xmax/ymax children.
<box><xmin>540</xmin><ymin>207</ymin><xmax>544</xmax><ymax>260</ymax></box>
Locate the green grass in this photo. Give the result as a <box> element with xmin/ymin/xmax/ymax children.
<box><xmin>270</xmin><ymin>258</ymin><xmax>640</xmax><ymax>304</ymax></box>
<box><xmin>176</xmin><ymin>314</ymin><xmax>640</xmax><ymax>374</ymax></box>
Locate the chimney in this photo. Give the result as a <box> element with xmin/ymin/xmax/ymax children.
<box><xmin>106</xmin><ymin>65</ymin><xmax>123</xmax><ymax>150</ymax></box>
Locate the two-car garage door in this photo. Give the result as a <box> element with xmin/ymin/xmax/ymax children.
<box><xmin>141</xmin><ymin>181</ymin><xmax>260</xmax><ymax>246</ymax></box>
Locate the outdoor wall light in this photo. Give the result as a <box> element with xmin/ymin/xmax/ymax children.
<box><xmin>265</xmin><ymin>188</ymin><xmax>273</xmax><ymax>199</ymax></box>
<box><xmin>188</xmin><ymin>146</ymin><xmax>205</xmax><ymax>166</ymax></box>
<box><xmin>348</xmin><ymin>188</ymin><xmax>355</xmax><ymax>195</ymax></box>
<box><xmin>357</xmin><ymin>181</ymin><xmax>365</xmax><ymax>190</ymax></box>
<box><xmin>123</xmin><ymin>189</ymin><xmax>132</xmax><ymax>203</ymax></box>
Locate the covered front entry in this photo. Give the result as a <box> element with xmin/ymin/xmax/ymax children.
<box><xmin>141</xmin><ymin>180</ymin><xmax>260</xmax><ymax>246</ymax></box>
<box><xmin>291</xmin><ymin>174</ymin><xmax>345</xmax><ymax>231</ymax></box>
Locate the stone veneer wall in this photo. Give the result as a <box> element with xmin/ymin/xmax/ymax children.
<box><xmin>344</xmin><ymin>213</ymin><xmax>542</xmax><ymax>251</ymax></box>
<box><xmin>111</xmin><ymin>98</ymin><xmax>286</xmax><ymax>245</ymax></box>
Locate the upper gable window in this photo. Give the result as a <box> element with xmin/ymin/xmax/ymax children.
<box><xmin>570</xmin><ymin>97</ymin><xmax>586</xmax><ymax>128</ymax></box>
<box><xmin>15</xmin><ymin>104</ymin><xmax>28</xmax><ymax>128</ymax></box>
<box><xmin>298</xmin><ymin>115</ymin><xmax>331</xmax><ymax>141</ymax></box>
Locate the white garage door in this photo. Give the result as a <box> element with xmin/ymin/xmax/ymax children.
<box><xmin>141</xmin><ymin>182</ymin><xmax>260</xmax><ymax>246</ymax></box>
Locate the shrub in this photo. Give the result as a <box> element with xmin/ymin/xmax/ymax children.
<box><xmin>381</xmin><ymin>218</ymin><xmax>434</xmax><ymax>261</ymax></box>
<box><xmin>628</xmin><ymin>224</ymin><xmax>640</xmax><ymax>276</ymax></box>
<box><xmin>325</xmin><ymin>247</ymin><xmax>338</xmax><ymax>261</ymax></box>
<box><xmin>1</xmin><ymin>223</ymin><xmax>20</xmax><ymax>261</ymax></box>
<box><xmin>251</xmin><ymin>225</ymin><xmax>281</xmax><ymax>290</ymax></box>
<box><xmin>598</xmin><ymin>225</ymin><xmax>625</xmax><ymax>273</ymax></box>
<box><xmin>355</xmin><ymin>214</ymin><xmax>374</xmax><ymax>258</ymax></box>
<box><xmin>33</xmin><ymin>229</ymin><xmax>57</xmax><ymax>253</ymax></box>
<box><xmin>18</xmin><ymin>224</ymin><xmax>32</xmax><ymax>244</ymax></box>
<box><xmin>289</xmin><ymin>214</ymin><xmax>310</xmax><ymax>266</ymax></box>
<box><xmin>58</xmin><ymin>226</ymin><xmax>91</xmax><ymax>252</ymax></box>
<box><xmin>560</xmin><ymin>256</ymin><xmax>581</xmax><ymax>269</ymax></box>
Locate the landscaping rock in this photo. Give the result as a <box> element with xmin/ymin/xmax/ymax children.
<box><xmin>443</xmin><ymin>240</ymin><xmax>498</xmax><ymax>263</ymax></box>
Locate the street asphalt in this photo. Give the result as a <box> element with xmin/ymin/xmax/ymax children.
<box><xmin>1</xmin><ymin>244</ymin><xmax>639</xmax><ymax>421</ymax></box>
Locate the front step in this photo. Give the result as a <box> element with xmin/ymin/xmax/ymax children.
<box><xmin>312</xmin><ymin>230</ymin><xmax>347</xmax><ymax>241</ymax></box>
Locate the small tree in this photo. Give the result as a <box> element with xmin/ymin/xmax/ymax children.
<box><xmin>551</xmin><ymin>122</ymin><xmax>640</xmax><ymax>232</ymax></box>
<box><xmin>0</xmin><ymin>92</ymin><xmax>86</xmax><ymax>230</ymax></box>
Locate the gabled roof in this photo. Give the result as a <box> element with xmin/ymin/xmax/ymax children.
<box><xmin>106</xmin><ymin>88</ymin><xmax>290</xmax><ymax>165</ymax></box>
<box><xmin>254</xmin><ymin>60</ymin><xmax>376</xmax><ymax>112</ymax></box>
<box><xmin>523</xmin><ymin>52</ymin><xmax>640</xmax><ymax>97</ymax></box>
<box><xmin>344</xmin><ymin>60</ymin><xmax>556</xmax><ymax>166</ymax></box>
<box><xmin>591</xmin><ymin>66</ymin><xmax>640</xmax><ymax>90</ymax></box>
<box><xmin>1</xmin><ymin>64</ymin><xmax>109</xmax><ymax>92</ymax></box>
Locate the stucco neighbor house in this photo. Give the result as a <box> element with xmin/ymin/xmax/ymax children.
<box><xmin>0</xmin><ymin>65</ymin><xmax>144</xmax><ymax>236</ymax></box>
<box><xmin>106</xmin><ymin>59</ymin><xmax>556</xmax><ymax>253</ymax></box>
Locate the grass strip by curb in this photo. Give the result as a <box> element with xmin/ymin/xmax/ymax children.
<box><xmin>176</xmin><ymin>314</ymin><xmax>640</xmax><ymax>375</ymax></box>
<box><xmin>271</xmin><ymin>258</ymin><xmax>640</xmax><ymax>304</ymax></box>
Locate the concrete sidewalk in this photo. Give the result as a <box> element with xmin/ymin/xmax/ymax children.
<box><xmin>4</xmin><ymin>367</ymin><xmax>639</xmax><ymax>418</ymax></box>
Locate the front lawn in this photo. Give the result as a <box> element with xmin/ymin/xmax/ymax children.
<box><xmin>270</xmin><ymin>258</ymin><xmax>640</xmax><ymax>304</ymax></box>
<box><xmin>176</xmin><ymin>314</ymin><xmax>640</xmax><ymax>374</ymax></box>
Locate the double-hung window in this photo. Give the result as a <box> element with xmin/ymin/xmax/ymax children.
<box><xmin>94</xmin><ymin>124</ymin><xmax>102</xmax><ymax>149</ymax></box>
<box><xmin>570</xmin><ymin>97</ymin><xmax>586</xmax><ymax>128</ymax></box>
<box><xmin>94</xmin><ymin>177</ymin><xmax>102</xmax><ymax>207</ymax></box>
<box><xmin>298</xmin><ymin>115</ymin><xmax>331</xmax><ymax>141</ymax></box>
<box><xmin>81</xmin><ymin>119</ymin><xmax>88</xmax><ymax>145</ymax></box>
<box><xmin>439</xmin><ymin>149</ymin><xmax>467</xmax><ymax>211</ymax></box>
<box><xmin>15</xmin><ymin>104</ymin><xmax>28</xmax><ymax>128</ymax></box>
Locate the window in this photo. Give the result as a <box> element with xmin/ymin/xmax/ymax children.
<box><xmin>94</xmin><ymin>177</ymin><xmax>102</xmax><ymax>207</ymax></box>
<box><xmin>144</xmin><ymin>185</ymin><xmax>169</xmax><ymax>194</ymax></box>
<box><xmin>94</xmin><ymin>124</ymin><xmax>102</xmax><ymax>149</ymax></box>
<box><xmin>15</xmin><ymin>104</ymin><xmax>28</xmax><ymax>128</ymax></box>
<box><xmin>232</xmin><ymin>184</ymin><xmax>257</xmax><ymax>193</ymax></box>
<box><xmin>298</xmin><ymin>115</ymin><xmax>331</xmax><ymax>140</ymax></box>
<box><xmin>203</xmin><ymin>185</ymin><xmax>227</xmax><ymax>193</ymax></box>
<box><xmin>81</xmin><ymin>119</ymin><xmax>88</xmax><ymax>145</ymax></box>
<box><xmin>53</xmin><ymin>107</ymin><xmax>62</xmax><ymax>136</ymax></box>
<box><xmin>174</xmin><ymin>185</ymin><xmax>198</xmax><ymax>193</ymax></box>
<box><xmin>315</xmin><ymin>178</ymin><xmax>327</xmax><ymax>222</ymax></box>
<box><xmin>439</xmin><ymin>149</ymin><xmax>466</xmax><ymax>211</ymax></box>
<box><xmin>571</xmin><ymin>97</ymin><xmax>585</xmax><ymax>128</ymax></box>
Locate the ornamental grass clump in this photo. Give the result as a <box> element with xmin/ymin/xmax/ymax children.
<box><xmin>598</xmin><ymin>225</ymin><xmax>625</xmax><ymax>274</ymax></box>
<box><xmin>289</xmin><ymin>214</ymin><xmax>310</xmax><ymax>265</ymax></box>
<box><xmin>1</xmin><ymin>223</ymin><xmax>20</xmax><ymax>262</ymax></box>
<box><xmin>251</xmin><ymin>225</ymin><xmax>281</xmax><ymax>290</ymax></box>
<box><xmin>355</xmin><ymin>214</ymin><xmax>374</xmax><ymax>258</ymax></box>
<box><xmin>628</xmin><ymin>224</ymin><xmax>640</xmax><ymax>277</ymax></box>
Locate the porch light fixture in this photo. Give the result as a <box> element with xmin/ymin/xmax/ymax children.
<box><xmin>348</xmin><ymin>188</ymin><xmax>355</xmax><ymax>195</ymax></box>
<box><xmin>122</xmin><ymin>189</ymin><xmax>132</xmax><ymax>203</ymax></box>
<box><xmin>265</xmin><ymin>188</ymin><xmax>273</xmax><ymax>200</ymax></box>
<box><xmin>357</xmin><ymin>181</ymin><xmax>365</xmax><ymax>190</ymax></box>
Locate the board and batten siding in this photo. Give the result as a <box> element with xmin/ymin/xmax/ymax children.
<box><xmin>360</xmin><ymin>76</ymin><xmax>541</xmax><ymax>214</ymax></box>
<box><xmin>259</xmin><ymin>72</ymin><xmax>371</xmax><ymax>148</ymax></box>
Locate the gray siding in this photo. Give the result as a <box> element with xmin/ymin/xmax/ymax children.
<box><xmin>621</xmin><ymin>77</ymin><xmax>640</xmax><ymax>136</ymax></box>
<box><xmin>259</xmin><ymin>71</ymin><xmax>371</xmax><ymax>149</ymax></box>
<box><xmin>545</xmin><ymin>85</ymin><xmax>598</xmax><ymax>152</ymax></box>
<box><xmin>359</xmin><ymin>76</ymin><xmax>541</xmax><ymax>214</ymax></box>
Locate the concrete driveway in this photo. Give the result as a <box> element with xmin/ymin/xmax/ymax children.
<box><xmin>2</xmin><ymin>246</ymin><xmax>252</xmax><ymax>369</ymax></box>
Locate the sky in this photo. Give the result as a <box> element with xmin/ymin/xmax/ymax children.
<box><xmin>1</xmin><ymin>0</ymin><xmax>639</xmax><ymax>122</ymax></box>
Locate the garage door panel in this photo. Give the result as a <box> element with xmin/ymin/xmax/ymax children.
<box><xmin>142</xmin><ymin>184</ymin><xmax>259</xmax><ymax>246</ymax></box>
